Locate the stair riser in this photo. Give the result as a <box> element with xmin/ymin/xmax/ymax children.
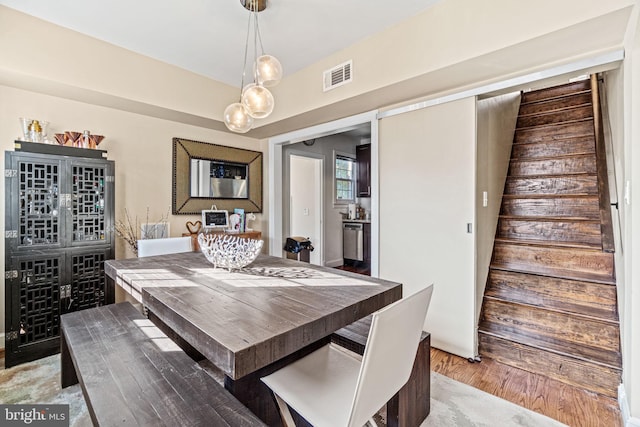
<box><xmin>511</xmin><ymin>136</ymin><xmax>595</xmax><ymax>159</ymax></box>
<box><xmin>505</xmin><ymin>176</ymin><xmax>598</xmax><ymax>196</ymax></box>
<box><xmin>515</xmin><ymin>121</ymin><xmax>594</xmax><ymax>144</ymax></box>
<box><xmin>517</xmin><ymin>105</ymin><xmax>593</xmax><ymax>129</ymax></box>
<box><xmin>519</xmin><ymin>92</ymin><xmax>593</xmax><ymax>116</ymax></box>
<box><xmin>486</xmin><ymin>270</ymin><xmax>618</xmax><ymax>320</ymax></box>
<box><xmin>500</xmin><ymin>196</ymin><xmax>600</xmax><ymax>219</ymax></box>
<box><xmin>509</xmin><ymin>155</ymin><xmax>596</xmax><ymax>177</ymax></box>
<box><xmin>480</xmin><ymin>299</ymin><xmax>620</xmax><ymax>360</ymax></box>
<box><xmin>497</xmin><ymin>219</ymin><xmax>601</xmax><ymax>246</ymax></box>
<box><xmin>478</xmin><ymin>334</ymin><xmax>620</xmax><ymax>398</ymax></box>
<box><xmin>492</xmin><ymin>243</ymin><xmax>615</xmax><ymax>277</ymax></box>
<box><xmin>521</xmin><ymin>80</ymin><xmax>591</xmax><ymax>103</ymax></box>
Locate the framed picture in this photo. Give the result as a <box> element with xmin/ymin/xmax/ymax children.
<box><xmin>202</xmin><ymin>209</ymin><xmax>229</xmax><ymax>230</ymax></box>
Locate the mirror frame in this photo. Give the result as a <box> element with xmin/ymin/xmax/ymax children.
<box><xmin>172</xmin><ymin>137</ymin><xmax>263</xmax><ymax>214</ymax></box>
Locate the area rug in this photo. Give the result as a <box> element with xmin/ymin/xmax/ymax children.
<box><xmin>0</xmin><ymin>354</ymin><xmax>566</xmax><ymax>426</ymax></box>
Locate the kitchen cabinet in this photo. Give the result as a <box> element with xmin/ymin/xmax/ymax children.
<box><xmin>356</xmin><ymin>143</ymin><xmax>371</xmax><ymax>197</ymax></box>
<box><xmin>4</xmin><ymin>142</ymin><xmax>115</xmax><ymax>367</ymax></box>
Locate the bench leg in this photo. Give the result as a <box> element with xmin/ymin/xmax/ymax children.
<box><xmin>387</xmin><ymin>334</ymin><xmax>431</xmax><ymax>427</ymax></box>
<box><xmin>60</xmin><ymin>331</ymin><xmax>78</xmax><ymax>388</ymax></box>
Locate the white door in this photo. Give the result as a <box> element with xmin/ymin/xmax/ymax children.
<box><xmin>379</xmin><ymin>97</ymin><xmax>477</xmax><ymax>359</ymax></box>
<box><xmin>289</xmin><ymin>155</ymin><xmax>323</xmax><ymax>265</ymax></box>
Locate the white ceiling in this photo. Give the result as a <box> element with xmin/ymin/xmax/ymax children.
<box><xmin>0</xmin><ymin>0</ymin><xmax>441</xmax><ymax>87</ymax></box>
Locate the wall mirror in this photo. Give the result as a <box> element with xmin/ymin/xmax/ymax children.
<box><xmin>172</xmin><ymin>137</ymin><xmax>263</xmax><ymax>214</ymax></box>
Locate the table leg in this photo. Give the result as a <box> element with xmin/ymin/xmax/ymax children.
<box><xmin>224</xmin><ymin>337</ymin><xmax>330</xmax><ymax>427</ymax></box>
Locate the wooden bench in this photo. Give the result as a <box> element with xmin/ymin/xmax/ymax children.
<box><xmin>60</xmin><ymin>302</ymin><xmax>266</xmax><ymax>427</ymax></box>
<box><xmin>331</xmin><ymin>315</ymin><xmax>431</xmax><ymax>427</ymax></box>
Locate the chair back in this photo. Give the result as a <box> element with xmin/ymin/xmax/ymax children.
<box><xmin>137</xmin><ymin>236</ymin><xmax>192</xmax><ymax>258</ymax></box>
<box><xmin>347</xmin><ymin>284</ymin><xmax>434</xmax><ymax>427</ymax></box>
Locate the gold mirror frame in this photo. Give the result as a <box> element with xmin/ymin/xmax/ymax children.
<box><xmin>172</xmin><ymin>137</ymin><xmax>263</xmax><ymax>214</ymax></box>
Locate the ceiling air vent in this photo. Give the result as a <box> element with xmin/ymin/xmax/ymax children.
<box><xmin>323</xmin><ymin>60</ymin><xmax>352</xmax><ymax>92</ymax></box>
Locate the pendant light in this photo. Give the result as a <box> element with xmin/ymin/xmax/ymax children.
<box><xmin>223</xmin><ymin>0</ymin><xmax>283</xmax><ymax>133</ymax></box>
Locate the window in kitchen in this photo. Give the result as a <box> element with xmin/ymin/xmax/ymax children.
<box><xmin>334</xmin><ymin>152</ymin><xmax>356</xmax><ymax>204</ymax></box>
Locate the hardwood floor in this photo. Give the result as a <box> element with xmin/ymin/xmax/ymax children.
<box><xmin>335</xmin><ymin>262</ymin><xmax>371</xmax><ymax>276</ymax></box>
<box><xmin>431</xmin><ymin>347</ymin><xmax>622</xmax><ymax>427</ymax></box>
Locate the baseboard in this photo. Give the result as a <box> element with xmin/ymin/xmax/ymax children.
<box><xmin>619</xmin><ymin>383</ymin><xmax>640</xmax><ymax>426</ymax></box>
<box><xmin>324</xmin><ymin>259</ymin><xmax>343</xmax><ymax>268</ymax></box>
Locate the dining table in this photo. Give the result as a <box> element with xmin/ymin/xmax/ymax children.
<box><xmin>104</xmin><ymin>252</ymin><xmax>402</xmax><ymax>425</ymax></box>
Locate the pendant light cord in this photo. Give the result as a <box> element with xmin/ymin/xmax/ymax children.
<box><xmin>238</xmin><ymin>3</ymin><xmax>254</xmax><ymax>101</ymax></box>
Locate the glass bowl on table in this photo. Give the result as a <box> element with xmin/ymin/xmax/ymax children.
<box><xmin>198</xmin><ymin>233</ymin><xmax>263</xmax><ymax>271</ymax></box>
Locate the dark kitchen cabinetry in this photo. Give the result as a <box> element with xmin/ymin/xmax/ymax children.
<box><xmin>356</xmin><ymin>143</ymin><xmax>371</xmax><ymax>197</ymax></box>
<box><xmin>4</xmin><ymin>142</ymin><xmax>115</xmax><ymax>367</ymax></box>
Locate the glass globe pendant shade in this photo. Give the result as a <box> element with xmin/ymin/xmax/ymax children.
<box><xmin>255</xmin><ymin>55</ymin><xmax>283</xmax><ymax>87</ymax></box>
<box><xmin>242</xmin><ymin>85</ymin><xmax>274</xmax><ymax>119</ymax></box>
<box><xmin>242</xmin><ymin>82</ymin><xmax>256</xmax><ymax>96</ymax></box>
<box><xmin>223</xmin><ymin>102</ymin><xmax>254</xmax><ymax>133</ymax></box>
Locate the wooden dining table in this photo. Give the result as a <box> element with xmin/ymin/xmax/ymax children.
<box><xmin>105</xmin><ymin>252</ymin><xmax>402</xmax><ymax>425</ymax></box>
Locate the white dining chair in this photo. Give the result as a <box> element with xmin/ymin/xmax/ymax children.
<box><xmin>137</xmin><ymin>236</ymin><xmax>193</xmax><ymax>258</ymax></box>
<box><xmin>261</xmin><ymin>284</ymin><xmax>434</xmax><ymax>427</ymax></box>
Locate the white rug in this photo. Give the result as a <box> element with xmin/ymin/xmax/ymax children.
<box><xmin>0</xmin><ymin>355</ymin><xmax>566</xmax><ymax>426</ymax></box>
<box><xmin>424</xmin><ymin>372</ymin><xmax>567</xmax><ymax>427</ymax></box>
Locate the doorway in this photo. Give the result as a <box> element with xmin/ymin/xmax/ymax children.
<box><xmin>288</xmin><ymin>154</ymin><xmax>323</xmax><ymax>265</ymax></box>
<box><xmin>268</xmin><ymin>110</ymin><xmax>380</xmax><ymax>276</ymax></box>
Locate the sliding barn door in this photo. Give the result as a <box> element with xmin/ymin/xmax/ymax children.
<box><xmin>379</xmin><ymin>97</ymin><xmax>477</xmax><ymax>358</ymax></box>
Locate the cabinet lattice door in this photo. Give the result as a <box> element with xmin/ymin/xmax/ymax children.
<box><xmin>4</xmin><ymin>144</ymin><xmax>115</xmax><ymax>368</ymax></box>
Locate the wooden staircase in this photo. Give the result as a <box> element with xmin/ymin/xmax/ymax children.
<box><xmin>478</xmin><ymin>78</ymin><xmax>622</xmax><ymax>398</ymax></box>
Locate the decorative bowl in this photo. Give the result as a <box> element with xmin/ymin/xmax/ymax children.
<box><xmin>198</xmin><ymin>233</ymin><xmax>263</xmax><ymax>271</ymax></box>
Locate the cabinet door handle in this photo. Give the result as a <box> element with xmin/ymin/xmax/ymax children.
<box><xmin>368</xmin><ymin>186</ymin><xmax>371</xmax><ymax>196</ymax></box>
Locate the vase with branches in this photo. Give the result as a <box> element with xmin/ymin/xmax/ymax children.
<box><xmin>114</xmin><ymin>208</ymin><xmax>170</xmax><ymax>256</ymax></box>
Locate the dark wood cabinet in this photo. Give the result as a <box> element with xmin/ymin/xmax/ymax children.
<box><xmin>356</xmin><ymin>143</ymin><xmax>371</xmax><ymax>197</ymax></box>
<box><xmin>4</xmin><ymin>142</ymin><xmax>115</xmax><ymax>367</ymax></box>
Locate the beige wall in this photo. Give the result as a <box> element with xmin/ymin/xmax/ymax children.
<box><xmin>475</xmin><ymin>93</ymin><xmax>521</xmax><ymax>318</ymax></box>
<box><xmin>379</xmin><ymin>97</ymin><xmax>477</xmax><ymax>358</ymax></box>
<box><xmin>0</xmin><ymin>85</ymin><xmax>265</xmax><ymax>335</ymax></box>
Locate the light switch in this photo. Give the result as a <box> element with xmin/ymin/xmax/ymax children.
<box><xmin>303</xmin><ymin>208</ymin><xmax>309</xmax><ymax>216</ymax></box>
<box><xmin>482</xmin><ymin>191</ymin><xmax>488</xmax><ymax>207</ymax></box>
<box><xmin>625</xmin><ymin>180</ymin><xmax>631</xmax><ymax>205</ymax></box>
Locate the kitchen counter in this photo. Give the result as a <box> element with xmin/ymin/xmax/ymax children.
<box><xmin>342</xmin><ymin>219</ymin><xmax>371</xmax><ymax>223</ymax></box>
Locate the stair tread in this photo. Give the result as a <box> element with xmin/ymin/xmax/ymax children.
<box><xmin>520</xmin><ymin>89</ymin><xmax>592</xmax><ymax>106</ymax></box>
<box><xmin>518</xmin><ymin>102</ymin><xmax>593</xmax><ymax>119</ymax></box>
<box><xmin>501</xmin><ymin>194</ymin><xmax>599</xmax><ymax>199</ymax></box>
<box><xmin>482</xmin><ymin>294</ymin><xmax>618</xmax><ymax>324</ymax></box>
<box><xmin>516</xmin><ymin>117</ymin><xmax>593</xmax><ymax>132</ymax></box>
<box><xmin>490</xmin><ymin>264</ymin><xmax>615</xmax><ymax>285</ymax></box>
<box><xmin>512</xmin><ymin>135</ymin><xmax>595</xmax><ymax>147</ymax></box>
<box><xmin>478</xmin><ymin>333</ymin><xmax>620</xmax><ymax>398</ymax></box>
<box><xmin>494</xmin><ymin>237</ymin><xmax>601</xmax><ymax>250</ymax></box>
<box><xmin>477</xmin><ymin>329</ymin><xmax>621</xmax><ymax>371</ymax></box>
<box><xmin>510</xmin><ymin>153</ymin><xmax>596</xmax><ymax>163</ymax></box>
<box><xmin>507</xmin><ymin>172</ymin><xmax>597</xmax><ymax>179</ymax></box>
<box><xmin>499</xmin><ymin>215</ymin><xmax>600</xmax><ymax>223</ymax></box>
<box><xmin>484</xmin><ymin>288</ymin><xmax>619</xmax><ymax>322</ymax></box>
<box><xmin>511</xmin><ymin>151</ymin><xmax>596</xmax><ymax>161</ymax></box>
